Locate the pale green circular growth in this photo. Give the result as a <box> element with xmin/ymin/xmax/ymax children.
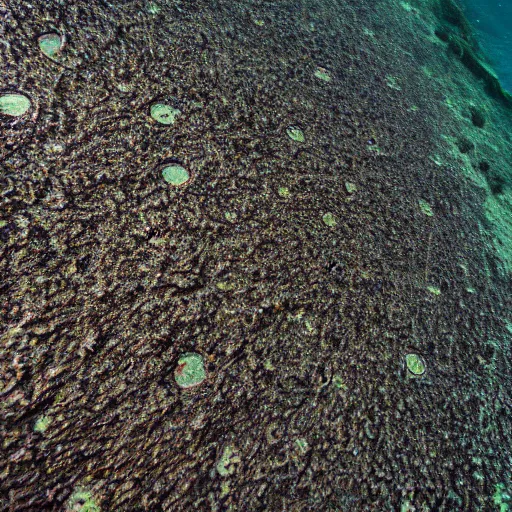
<box><xmin>162</xmin><ymin>164</ymin><xmax>190</xmax><ymax>186</ymax></box>
<box><xmin>322</xmin><ymin>212</ymin><xmax>337</xmax><ymax>227</ymax></box>
<box><xmin>38</xmin><ymin>33</ymin><xmax>62</xmax><ymax>58</ymax></box>
<box><xmin>174</xmin><ymin>352</ymin><xmax>206</xmax><ymax>389</ymax></box>
<box><xmin>419</xmin><ymin>199</ymin><xmax>434</xmax><ymax>216</ymax></box>
<box><xmin>405</xmin><ymin>353</ymin><xmax>426</xmax><ymax>375</ymax></box>
<box><xmin>0</xmin><ymin>94</ymin><xmax>31</xmax><ymax>117</ymax></box>
<box><xmin>66</xmin><ymin>488</ymin><xmax>100</xmax><ymax>512</ymax></box>
<box><xmin>150</xmin><ymin>103</ymin><xmax>181</xmax><ymax>125</ymax></box>
<box><xmin>314</xmin><ymin>67</ymin><xmax>332</xmax><ymax>82</ymax></box>
<box><xmin>34</xmin><ymin>416</ymin><xmax>51</xmax><ymax>434</ymax></box>
<box><xmin>286</xmin><ymin>126</ymin><xmax>305</xmax><ymax>142</ymax></box>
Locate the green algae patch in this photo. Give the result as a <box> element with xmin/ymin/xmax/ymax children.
<box><xmin>150</xmin><ymin>103</ymin><xmax>181</xmax><ymax>125</ymax></box>
<box><xmin>427</xmin><ymin>285</ymin><xmax>441</xmax><ymax>295</ymax></box>
<box><xmin>385</xmin><ymin>75</ymin><xmax>401</xmax><ymax>90</ymax></box>
<box><xmin>174</xmin><ymin>352</ymin><xmax>206</xmax><ymax>389</ymax></box>
<box><xmin>322</xmin><ymin>212</ymin><xmax>337</xmax><ymax>227</ymax></box>
<box><xmin>263</xmin><ymin>360</ymin><xmax>275</xmax><ymax>371</ymax></box>
<box><xmin>332</xmin><ymin>374</ymin><xmax>347</xmax><ymax>391</ymax></box>
<box><xmin>401</xmin><ymin>500</ymin><xmax>414</xmax><ymax>512</ymax></box>
<box><xmin>147</xmin><ymin>2</ymin><xmax>161</xmax><ymax>15</ymax></box>
<box><xmin>286</xmin><ymin>126</ymin><xmax>305</xmax><ymax>143</ymax></box>
<box><xmin>38</xmin><ymin>33</ymin><xmax>62</xmax><ymax>59</ymax></box>
<box><xmin>419</xmin><ymin>199</ymin><xmax>434</xmax><ymax>216</ymax></box>
<box><xmin>345</xmin><ymin>181</ymin><xmax>357</xmax><ymax>194</ymax></box>
<box><xmin>216</xmin><ymin>444</ymin><xmax>241</xmax><ymax>476</ymax></box>
<box><xmin>34</xmin><ymin>415</ymin><xmax>51</xmax><ymax>434</ymax></box>
<box><xmin>314</xmin><ymin>67</ymin><xmax>332</xmax><ymax>82</ymax></box>
<box><xmin>224</xmin><ymin>211</ymin><xmax>237</xmax><ymax>222</ymax></box>
<box><xmin>278</xmin><ymin>186</ymin><xmax>290</xmax><ymax>198</ymax></box>
<box><xmin>0</xmin><ymin>94</ymin><xmax>31</xmax><ymax>117</ymax></box>
<box><xmin>216</xmin><ymin>281</ymin><xmax>236</xmax><ymax>291</ymax></box>
<box><xmin>66</xmin><ymin>488</ymin><xmax>100</xmax><ymax>512</ymax></box>
<box><xmin>162</xmin><ymin>164</ymin><xmax>190</xmax><ymax>186</ymax></box>
<box><xmin>295</xmin><ymin>438</ymin><xmax>309</xmax><ymax>454</ymax></box>
<box><xmin>493</xmin><ymin>483</ymin><xmax>511</xmax><ymax>512</ymax></box>
<box><xmin>405</xmin><ymin>354</ymin><xmax>426</xmax><ymax>376</ymax></box>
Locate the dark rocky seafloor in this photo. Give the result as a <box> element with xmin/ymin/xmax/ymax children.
<box><xmin>1</xmin><ymin>0</ymin><xmax>511</xmax><ymax>510</ymax></box>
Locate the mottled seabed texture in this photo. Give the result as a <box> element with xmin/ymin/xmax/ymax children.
<box><xmin>1</xmin><ymin>0</ymin><xmax>511</xmax><ymax>511</ymax></box>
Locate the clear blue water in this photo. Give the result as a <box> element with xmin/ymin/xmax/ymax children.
<box><xmin>461</xmin><ymin>0</ymin><xmax>512</xmax><ymax>93</ymax></box>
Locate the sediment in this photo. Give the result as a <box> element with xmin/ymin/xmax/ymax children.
<box><xmin>1</xmin><ymin>0</ymin><xmax>511</xmax><ymax>510</ymax></box>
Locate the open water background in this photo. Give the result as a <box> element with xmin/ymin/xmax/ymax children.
<box><xmin>461</xmin><ymin>0</ymin><xmax>512</xmax><ymax>93</ymax></box>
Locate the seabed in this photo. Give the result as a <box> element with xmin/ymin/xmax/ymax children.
<box><xmin>1</xmin><ymin>0</ymin><xmax>511</xmax><ymax>510</ymax></box>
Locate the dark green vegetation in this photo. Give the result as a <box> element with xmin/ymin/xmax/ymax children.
<box><xmin>1</xmin><ymin>0</ymin><xmax>511</xmax><ymax>511</ymax></box>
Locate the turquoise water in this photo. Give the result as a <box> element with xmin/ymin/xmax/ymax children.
<box><xmin>461</xmin><ymin>0</ymin><xmax>512</xmax><ymax>93</ymax></box>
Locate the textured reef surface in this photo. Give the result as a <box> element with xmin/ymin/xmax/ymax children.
<box><xmin>1</xmin><ymin>0</ymin><xmax>511</xmax><ymax>510</ymax></box>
